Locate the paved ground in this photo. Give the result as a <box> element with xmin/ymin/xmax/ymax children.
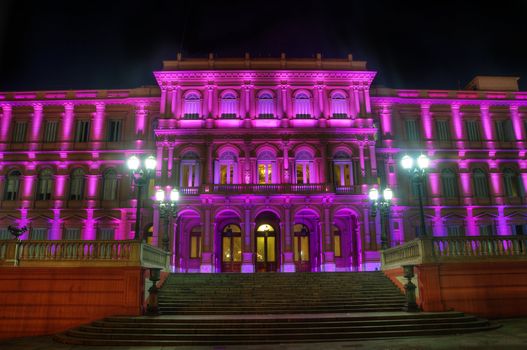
<box><xmin>1</xmin><ymin>318</ymin><xmax>526</xmax><ymax>350</ymax></box>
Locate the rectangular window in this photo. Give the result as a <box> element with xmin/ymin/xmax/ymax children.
<box><xmin>64</xmin><ymin>228</ymin><xmax>81</xmax><ymax>240</ymax></box>
<box><xmin>495</xmin><ymin>120</ymin><xmax>514</xmax><ymax>142</ymax></box>
<box><xmin>511</xmin><ymin>224</ymin><xmax>527</xmax><ymax>235</ymax></box>
<box><xmin>31</xmin><ymin>228</ymin><xmax>48</xmax><ymax>240</ymax></box>
<box><xmin>13</xmin><ymin>121</ymin><xmax>27</xmax><ymax>143</ymax></box>
<box><xmin>75</xmin><ymin>120</ymin><xmax>90</xmax><ymax>142</ymax></box>
<box><xmin>258</xmin><ymin>164</ymin><xmax>272</xmax><ymax>184</ymax></box>
<box><xmin>107</xmin><ymin>120</ymin><xmax>122</xmax><ymax>142</ymax></box>
<box><xmin>43</xmin><ymin>121</ymin><xmax>58</xmax><ymax>143</ymax></box>
<box><xmin>97</xmin><ymin>228</ymin><xmax>115</xmax><ymax>240</ymax></box>
<box><xmin>465</xmin><ymin>120</ymin><xmax>482</xmax><ymax>142</ymax></box>
<box><xmin>405</xmin><ymin>119</ymin><xmax>421</xmax><ymax>142</ymax></box>
<box><xmin>0</xmin><ymin>228</ymin><xmax>10</xmax><ymax>240</ymax></box>
<box><xmin>435</xmin><ymin>120</ymin><xmax>451</xmax><ymax>142</ymax></box>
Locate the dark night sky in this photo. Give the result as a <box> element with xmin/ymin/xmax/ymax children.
<box><xmin>0</xmin><ymin>0</ymin><xmax>526</xmax><ymax>91</ymax></box>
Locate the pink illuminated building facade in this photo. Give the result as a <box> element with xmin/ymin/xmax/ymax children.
<box><xmin>1</xmin><ymin>55</ymin><xmax>526</xmax><ymax>272</ymax></box>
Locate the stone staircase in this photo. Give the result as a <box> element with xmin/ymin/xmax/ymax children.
<box><xmin>55</xmin><ymin>272</ymin><xmax>497</xmax><ymax>346</ymax></box>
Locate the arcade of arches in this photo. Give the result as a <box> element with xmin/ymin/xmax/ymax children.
<box><xmin>169</xmin><ymin>206</ymin><xmax>362</xmax><ymax>273</ymax></box>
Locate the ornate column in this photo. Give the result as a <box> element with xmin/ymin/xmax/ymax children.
<box><xmin>510</xmin><ymin>105</ymin><xmax>525</xmax><ymax>147</ymax></box>
<box><xmin>167</xmin><ymin>146</ymin><xmax>174</xmax><ymax>180</ymax></box>
<box><xmin>322</xmin><ymin>203</ymin><xmax>335</xmax><ymax>272</ymax></box>
<box><xmin>489</xmin><ymin>160</ymin><xmax>504</xmax><ymax>205</ymax></box>
<box><xmin>173</xmin><ymin>85</ymin><xmax>182</xmax><ymax>118</ymax></box>
<box><xmin>380</xmin><ymin>103</ymin><xmax>393</xmax><ymax>143</ymax></box>
<box><xmin>241</xmin><ymin>203</ymin><xmax>254</xmax><ymax>273</ymax></box>
<box><xmin>282</xmin><ymin>141</ymin><xmax>290</xmax><ymax>183</ymax></box>
<box><xmin>480</xmin><ymin>104</ymin><xmax>495</xmax><ymax>147</ymax></box>
<box><xmin>420</xmin><ymin>103</ymin><xmax>433</xmax><ymax>148</ymax></box>
<box><xmin>134</xmin><ymin>103</ymin><xmax>147</xmax><ymax>142</ymax></box>
<box><xmin>244</xmin><ymin>141</ymin><xmax>252</xmax><ymax>184</ymax></box>
<box><xmin>200</xmin><ymin>203</ymin><xmax>214</xmax><ymax>273</ymax></box>
<box><xmin>348</xmin><ymin>86</ymin><xmax>358</xmax><ymax>118</ymax></box>
<box><xmin>0</xmin><ymin>104</ymin><xmax>12</xmax><ymax>150</ymax></box>
<box><xmin>368</xmin><ymin>142</ymin><xmax>377</xmax><ymax>178</ymax></box>
<box><xmin>353</xmin><ymin>87</ymin><xmax>361</xmax><ymax>116</ymax></box>
<box><xmin>165</xmin><ymin>87</ymin><xmax>173</xmax><ymax>117</ymax></box>
<box><xmin>156</xmin><ymin>145</ymin><xmax>164</xmax><ymax>180</ymax></box>
<box><xmin>282</xmin><ymin>202</ymin><xmax>295</xmax><ymax>272</ymax></box>
<box><xmin>451</xmin><ymin>104</ymin><xmax>464</xmax><ymax>148</ymax></box>
<box><xmin>160</xmin><ymin>87</ymin><xmax>167</xmax><ymax>115</ymax></box>
<box><xmin>458</xmin><ymin>160</ymin><xmax>472</xmax><ymax>206</ymax></box>
<box><xmin>61</xmin><ymin>103</ymin><xmax>75</xmax><ymax>150</ymax></box>
<box><xmin>358</xmin><ymin>142</ymin><xmax>366</xmax><ymax>177</ymax></box>
<box><xmin>363</xmin><ymin>86</ymin><xmax>372</xmax><ymax>114</ymax></box>
<box><xmin>92</xmin><ymin>102</ymin><xmax>105</xmax><ymax>149</ymax></box>
<box><xmin>313</xmin><ymin>85</ymin><xmax>321</xmax><ymax>118</ymax></box>
<box><xmin>30</xmin><ymin>103</ymin><xmax>43</xmax><ymax>149</ymax></box>
<box><xmin>276</xmin><ymin>85</ymin><xmax>283</xmax><ymax>118</ymax></box>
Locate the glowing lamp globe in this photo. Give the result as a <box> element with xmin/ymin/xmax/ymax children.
<box><xmin>401</xmin><ymin>155</ymin><xmax>413</xmax><ymax>170</ymax></box>
<box><xmin>417</xmin><ymin>154</ymin><xmax>430</xmax><ymax>170</ymax></box>
<box><xmin>170</xmin><ymin>189</ymin><xmax>180</xmax><ymax>202</ymax></box>
<box><xmin>145</xmin><ymin>155</ymin><xmax>157</xmax><ymax>170</ymax></box>
<box><xmin>155</xmin><ymin>189</ymin><xmax>165</xmax><ymax>202</ymax></box>
<box><xmin>368</xmin><ymin>188</ymin><xmax>379</xmax><ymax>201</ymax></box>
<box><xmin>383</xmin><ymin>188</ymin><xmax>393</xmax><ymax>201</ymax></box>
<box><xmin>127</xmin><ymin>155</ymin><xmax>140</xmax><ymax>171</ymax></box>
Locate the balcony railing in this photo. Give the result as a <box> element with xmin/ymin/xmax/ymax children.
<box><xmin>0</xmin><ymin>240</ymin><xmax>170</xmax><ymax>269</ymax></box>
<box><xmin>381</xmin><ymin>235</ymin><xmax>527</xmax><ymax>270</ymax></box>
<box><xmin>178</xmin><ymin>184</ymin><xmax>362</xmax><ymax>195</ymax></box>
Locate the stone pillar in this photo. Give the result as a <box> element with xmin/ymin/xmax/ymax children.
<box><xmin>167</xmin><ymin>146</ymin><xmax>174</xmax><ymax>180</ymax></box>
<box><xmin>313</xmin><ymin>86</ymin><xmax>321</xmax><ymax>118</ymax></box>
<box><xmin>451</xmin><ymin>104</ymin><xmax>464</xmax><ymax>148</ymax></box>
<box><xmin>363</xmin><ymin>87</ymin><xmax>372</xmax><ymax>114</ymax></box>
<box><xmin>380</xmin><ymin>104</ymin><xmax>393</xmax><ymax>142</ymax></box>
<box><xmin>0</xmin><ymin>104</ymin><xmax>12</xmax><ymax>150</ymax></box>
<box><xmin>201</xmin><ymin>205</ymin><xmax>214</xmax><ymax>273</ymax></box>
<box><xmin>282</xmin><ymin>141</ymin><xmax>290</xmax><ymax>183</ymax></box>
<box><xmin>282</xmin><ymin>203</ymin><xmax>295</xmax><ymax>272</ymax></box>
<box><xmin>459</xmin><ymin>161</ymin><xmax>472</xmax><ymax>206</ymax></box>
<box><xmin>206</xmin><ymin>142</ymin><xmax>214</xmax><ymax>185</ymax></box>
<box><xmin>156</xmin><ymin>145</ymin><xmax>164</xmax><ymax>180</ymax></box>
<box><xmin>30</xmin><ymin>103</ymin><xmax>43</xmax><ymax>149</ymax></box>
<box><xmin>160</xmin><ymin>87</ymin><xmax>167</xmax><ymax>115</ymax></box>
<box><xmin>358</xmin><ymin>143</ymin><xmax>366</xmax><ymax>177</ymax></box>
<box><xmin>421</xmin><ymin>103</ymin><xmax>433</xmax><ymax>148</ymax></box>
<box><xmin>510</xmin><ymin>105</ymin><xmax>525</xmax><ymax>147</ymax></box>
<box><xmin>322</xmin><ymin>205</ymin><xmax>335</xmax><ymax>272</ymax></box>
<box><xmin>241</xmin><ymin>204</ymin><xmax>254</xmax><ymax>273</ymax></box>
<box><xmin>480</xmin><ymin>104</ymin><xmax>495</xmax><ymax>147</ymax></box>
<box><xmin>353</xmin><ymin>87</ymin><xmax>361</xmax><ymax>116</ymax></box>
<box><xmin>135</xmin><ymin>103</ymin><xmax>147</xmax><ymax>142</ymax></box>
<box><xmin>368</xmin><ymin>143</ymin><xmax>377</xmax><ymax>178</ymax></box>
<box><xmin>173</xmin><ymin>85</ymin><xmax>182</xmax><ymax>118</ymax></box>
<box><xmin>489</xmin><ymin>160</ymin><xmax>504</xmax><ymax>205</ymax></box>
<box><xmin>92</xmin><ymin>102</ymin><xmax>105</xmax><ymax>149</ymax></box>
<box><xmin>244</xmin><ymin>142</ymin><xmax>251</xmax><ymax>184</ymax></box>
<box><xmin>348</xmin><ymin>86</ymin><xmax>358</xmax><ymax>118</ymax></box>
<box><xmin>61</xmin><ymin>103</ymin><xmax>75</xmax><ymax>149</ymax></box>
<box><xmin>276</xmin><ymin>85</ymin><xmax>283</xmax><ymax>118</ymax></box>
<box><xmin>465</xmin><ymin>207</ymin><xmax>478</xmax><ymax>236</ymax></box>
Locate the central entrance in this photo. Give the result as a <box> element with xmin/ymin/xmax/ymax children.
<box><xmin>254</xmin><ymin>211</ymin><xmax>280</xmax><ymax>272</ymax></box>
<box><xmin>256</xmin><ymin>224</ymin><xmax>277</xmax><ymax>272</ymax></box>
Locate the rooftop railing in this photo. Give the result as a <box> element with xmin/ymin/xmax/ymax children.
<box><xmin>381</xmin><ymin>235</ymin><xmax>527</xmax><ymax>270</ymax></box>
<box><xmin>0</xmin><ymin>239</ymin><xmax>170</xmax><ymax>269</ymax></box>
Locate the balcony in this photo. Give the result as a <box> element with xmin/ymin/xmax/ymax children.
<box><xmin>178</xmin><ymin>184</ymin><xmax>362</xmax><ymax>195</ymax></box>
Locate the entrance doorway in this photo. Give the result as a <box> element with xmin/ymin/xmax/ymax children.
<box><xmin>256</xmin><ymin>224</ymin><xmax>277</xmax><ymax>272</ymax></box>
<box><xmin>221</xmin><ymin>224</ymin><xmax>242</xmax><ymax>272</ymax></box>
<box><xmin>293</xmin><ymin>224</ymin><xmax>310</xmax><ymax>272</ymax></box>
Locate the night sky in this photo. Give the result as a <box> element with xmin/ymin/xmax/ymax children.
<box><xmin>0</xmin><ymin>0</ymin><xmax>526</xmax><ymax>91</ymax></box>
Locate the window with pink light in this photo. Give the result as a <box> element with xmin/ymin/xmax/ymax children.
<box><xmin>183</xmin><ymin>91</ymin><xmax>202</xmax><ymax>119</ymax></box>
<box><xmin>257</xmin><ymin>150</ymin><xmax>277</xmax><ymax>184</ymax></box>
<box><xmin>257</xmin><ymin>91</ymin><xmax>275</xmax><ymax>119</ymax></box>
<box><xmin>330</xmin><ymin>91</ymin><xmax>348</xmax><ymax>119</ymax></box>
<box><xmin>220</xmin><ymin>91</ymin><xmax>238</xmax><ymax>119</ymax></box>
<box><xmin>295</xmin><ymin>150</ymin><xmax>315</xmax><ymax>184</ymax></box>
<box><xmin>294</xmin><ymin>91</ymin><xmax>312</xmax><ymax>119</ymax></box>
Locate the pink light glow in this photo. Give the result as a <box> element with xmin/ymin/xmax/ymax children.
<box><xmin>421</xmin><ymin>104</ymin><xmax>433</xmax><ymax>140</ymax></box>
<box><xmin>93</xmin><ymin>103</ymin><xmax>105</xmax><ymax>141</ymax></box>
<box><xmin>451</xmin><ymin>104</ymin><xmax>464</xmax><ymax>140</ymax></box>
<box><xmin>380</xmin><ymin>104</ymin><xmax>392</xmax><ymax>136</ymax></box>
<box><xmin>480</xmin><ymin>105</ymin><xmax>493</xmax><ymax>141</ymax></box>
<box><xmin>23</xmin><ymin>175</ymin><xmax>35</xmax><ymax>198</ymax></box>
<box><xmin>31</xmin><ymin>104</ymin><xmax>43</xmax><ymax>144</ymax></box>
<box><xmin>84</xmin><ymin>209</ymin><xmax>95</xmax><ymax>240</ymax></box>
<box><xmin>61</xmin><ymin>103</ymin><xmax>74</xmax><ymax>144</ymax></box>
<box><xmin>51</xmin><ymin>209</ymin><xmax>61</xmax><ymax>240</ymax></box>
<box><xmin>55</xmin><ymin>175</ymin><xmax>66</xmax><ymax>198</ymax></box>
<box><xmin>87</xmin><ymin>175</ymin><xmax>98</xmax><ymax>198</ymax></box>
<box><xmin>135</xmin><ymin>104</ymin><xmax>147</xmax><ymax>136</ymax></box>
<box><xmin>0</xmin><ymin>104</ymin><xmax>12</xmax><ymax>144</ymax></box>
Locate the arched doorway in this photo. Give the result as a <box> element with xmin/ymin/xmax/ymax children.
<box><xmin>293</xmin><ymin>223</ymin><xmax>310</xmax><ymax>272</ymax></box>
<box><xmin>254</xmin><ymin>211</ymin><xmax>281</xmax><ymax>272</ymax></box>
<box><xmin>221</xmin><ymin>224</ymin><xmax>242</xmax><ymax>272</ymax></box>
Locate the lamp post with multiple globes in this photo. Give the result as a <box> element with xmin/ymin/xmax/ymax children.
<box><xmin>368</xmin><ymin>187</ymin><xmax>393</xmax><ymax>249</ymax></box>
<box><xmin>401</xmin><ymin>154</ymin><xmax>430</xmax><ymax>238</ymax></box>
<box><xmin>155</xmin><ymin>188</ymin><xmax>180</xmax><ymax>252</ymax></box>
<box><xmin>127</xmin><ymin>155</ymin><xmax>157</xmax><ymax>241</ymax></box>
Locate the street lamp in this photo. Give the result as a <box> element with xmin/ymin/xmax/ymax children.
<box><xmin>155</xmin><ymin>188</ymin><xmax>180</xmax><ymax>251</ymax></box>
<box><xmin>401</xmin><ymin>154</ymin><xmax>430</xmax><ymax>238</ymax></box>
<box><xmin>369</xmin><ymin>187</ymin><xmax>393</xmax><ymax>249</ymax></box>
<box><xmin>127</xmin><ymin>155</ymin><xmax>157</xmax><ymax>241</ymax></box>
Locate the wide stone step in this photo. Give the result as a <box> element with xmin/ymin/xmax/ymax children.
<box><xmin>158</xmin><ymin>297</ymin><xmax>406</xmax><ymax>304</ymax></box>
<box><xmin>158</xmin><ymin>307</ymin><xmax>405</xmax><ymax>315</ymax></box>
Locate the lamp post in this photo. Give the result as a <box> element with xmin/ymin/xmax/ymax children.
<box><xmin>155</xmin><ymin>188</ymin><xmax>180</xmax><ymax>252</ymax></box>
<box><xmin>369</xmin><ymin>187</ymin><xmax>393</xmax><ymax>249</ymax></box>
<box><xmin>401</xmin><ymin>154</ymin><xmax>430</xmax><ymax>238</ymax></box>
<box><xmin>127</xmin><ymin>155</ymin><xmax>157</xmax><ymax>241</ymax></box>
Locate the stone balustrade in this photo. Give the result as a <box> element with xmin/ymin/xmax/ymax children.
<box><xmin>0</xmin><ymin>240</ymin><xmax>170</xmax><ymax>269</ymax></box>
<box><xmin>179</xmin><ymin>183</ymin><xmax>360</xmax><ymax>195</ymax></box>
<box><xmin>382</xmin><ymin>235</ymin><xmax>527</xmax><ymax>270</ymax></box>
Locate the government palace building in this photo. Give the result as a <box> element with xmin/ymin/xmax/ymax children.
<box><xmin>1</xmin><ymin>54</ymin><xmax>526</xmax><ymax>273</ymax></box>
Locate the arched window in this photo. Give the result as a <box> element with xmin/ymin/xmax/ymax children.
<box><xmin>333</xmin><ymin>151</ymin><xmax>353</xmax><ymax>187</ymax></box>
<box><xmin>472</xmin><ymin>168</ymin><xmax>490</xmax><ymax>198</ymax></box>
<box><xmin>257</xmin><ymin>92</ymin><xmax>275</xmax><ymax>119</ymax></box>
<box><xmin>441</xmin><ymin>169</ymin><xmax>459</xmax><ymax>198</ymax></box>
<box><xmin>180</xmin><ymin>151</ymin><xmax>200</xmax><ymax>188</ymax></box>
<box><xmin>102</xmin><ymin>169</ymin><xmax>118</xmax><ymax>201</ymax></box>
<box><xmin>4</xmin><ymin>170</ymin><xmax>21</xmax><ymax>200</ymax></box>
<box><xmin>503</xmin><ymin>168</ymin><xmax>523</xmax><ymax>198</ymax></box>
<box><xmin>257</xmin><ymin>150</ymin><xmax>276</xmax><ymax>184</ymax></box>
<box><xmin>330</xmin><ymin>91</ymin><xmax>348</xmax><ymax>119</ymax></box>
<box><xmin>222</xmin><ymin>224</ymin><xmax>242</xmax><ymax>264</ymax></box>
<box><xmin>294</xmin><ymin>92</ymin><xmax>312</xmax><ymax>119</ymax></box>
<box><xmin>183</xmin><ymin>91</ymin><xmax>202</xmax><ymax>119</ymax></box>
<box><xmin>189</xmin><ymin>226</ymin><xmax>202</xmax><ymax>259</ymax></box>
<box><xmin>220</xmin><ymin>91</ymin><xmax>238</xmax><ymax>119</ymax></box>
<box><xmin>295</xmin><ymin>150</ymin><xmax>314</xmax><ymax>184</ymax></box>
<box><xmin>215</xmin><ymin>151</ymin><xmax>238</xmax><ymax>184</ymax></box>
<box><xmin>36</xmin><ymin>168</ymin><xmax>53</xmax><ymax>200</ymax></box>
<box><xmin>333</xmin><ymin>225</ymin><xmax>342</xmax><ymax>257</ymax></box>
<box><xmin>69</xmin><ymin>168</ymin><xmax>85</xmax><ymax>200</ymax></box>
